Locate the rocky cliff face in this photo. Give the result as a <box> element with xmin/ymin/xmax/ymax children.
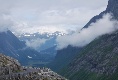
<box><xmin>84</xmin><ymin>0</ymin><xmax>118</xmax><ymax>28</ymax></box>
<box><xmin>106</xmin><ymin>0</ymin><xmax>118</xmax><ymax>19</ymax></box>
<box><xmin>0</xmin><ymin>53</ymin><xmax>67</xmax><ymax>80</ymax></box>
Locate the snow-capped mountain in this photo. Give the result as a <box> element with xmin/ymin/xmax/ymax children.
<box><xmin>16</xmin><ymin>31</ymin><xmax>66</xmax><ymax>40</ymax></box>
<box><xmin>15</xmin><ymin>31</ymin><xmax>67</xmax><ymax>51</ymax></box>
<box><xmin>0</xmin><ymin>30</ymin><xmax>56</xmax><ymax>66</ymax></box>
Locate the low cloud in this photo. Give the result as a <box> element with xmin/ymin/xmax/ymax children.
<box><xmin>56</xmin><ymin>13</ymin><xmax>118</xmax><ymax>50</ymax></box>
<box><xmin>25</xmin><ymin>38</ymin><xmax>47</xmax><ymax>50</ymax></box>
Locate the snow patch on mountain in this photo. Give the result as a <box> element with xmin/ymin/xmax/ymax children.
<box><xmin>28</xmin><ymin>56</ymin><xmax>32</xmax><ymax>58</ymax></box>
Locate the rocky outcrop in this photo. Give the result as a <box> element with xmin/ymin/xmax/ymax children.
<box><xmin>0</xmin><ymin>54</ymin><xmax>67</xmax><ymax>80</ymax></box>
<box><xmin>0</xmin><ymin>67</ymin><xmax>67</xmax><ymax>80</ymax></box>
<box><xmin>0</xmin><ymin>53</ymin><xmax>22</xmax><ymax>76</ymax></box>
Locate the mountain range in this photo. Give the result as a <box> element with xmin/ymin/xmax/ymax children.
<box><xmin>0</xmin><ymin>0</ymin><xmax>118</xmax><ymax>80</ymax></box>
<box><xmin>0</xmin><ymin>30</ymin><xmax>56</xmax><ymax>66</ymax></box>
<box><xmin>16</xmin><ymin>31</ymin><xmax>66</xmax><ymax>51</ymax></box>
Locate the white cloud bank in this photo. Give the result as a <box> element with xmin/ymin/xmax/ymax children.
<box><xmin>0</xmin><ymin>0</ymin><xmax>108</xmax><ymax>34</ymax></box>
<box><xmin>25</xmin><ymin>38</ymin><xmax>47</xmax><ymax>50</ymax></box>
<box><xmin>56</xmin><ymin>13</ymin><xmax>118</xmax><ymax>50</ymax></box>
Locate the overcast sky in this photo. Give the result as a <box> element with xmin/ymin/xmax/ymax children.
<box><xmin>0</xmin><ymin>0</ymin><xmax>108</xmax><ymax>34</ymax></box>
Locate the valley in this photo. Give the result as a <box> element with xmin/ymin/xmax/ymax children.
<box><xmin>0</xmin><ymin>0</ymin><xmax>118</xmax><ymax>80</ymax></box>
